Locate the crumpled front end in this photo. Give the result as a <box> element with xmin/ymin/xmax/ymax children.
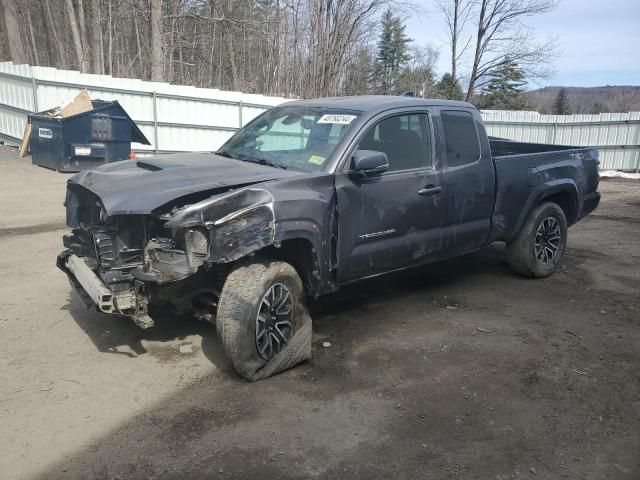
<box><xmin>58</xmin><ymin>183</ymin><xmax>277</xmax><ymax>328</ymax></box>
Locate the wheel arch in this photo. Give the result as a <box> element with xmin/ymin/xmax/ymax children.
<box><xmin>540</xmin><ymin>189</ymin><xmax>579</xmax><ymax>225</ymax></box>
<box><xmin>230</xmin><ymin>235</ymin><xmax>323</xmax><ymax>297</ymax></box>
<box><xmin>272</xmin><ymin>237</ymin><xmax>322</xmax><ymax>296</ymax></box>
<box><xmin>510</xmin><ymin>180</ymin><xmax>579</xmax><ymax>241</ymax></box>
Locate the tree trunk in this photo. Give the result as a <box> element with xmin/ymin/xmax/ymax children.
<box><xmin>167</xmin><ymin>0</ymin><xmax>178</xmax><ymax>83</ymax></box>
<box><xmin>65</xmin><ymin>0</ymin><xmax>89</xmax><ymax>72</ymax></box>
<box><xmin>2</xmin><ymin>0</ymin><xmax>27</xmax><ymax>63</ymax></box>
<box><xmin>225</xmin><ymin>28</ymin><xmax>238</xmax><ymax>90</ymax></box>
<box><xmin>45</xmin><ymin>0</ymin><xmax>68</xmax><ymax>69</ymax></box>
<box><xmin>26</xmin><ymin>5</ymin><xmax>40</xmax><ymax>65</ymax></box>
<box><xmin>90</xmin><ymin>0</ymin><xmax>103</xmax><ymax>74</ymax></box>
<box><xmin>107</xmin><ymin>0</ymin><xmax>112</xmax><ymax>74</ymax></box>
<box><xmin>466</xmin><ymin>0</ymin><xmax>487</xmax><ymax>101</ymax></box>
<box><xmin>150</xmin><ymin>0</ymin><xmax>164</xmax><ymax>81</ymax></box>
<box><xmin>77</xmin><ymin>0</ymin><xmax>87</xmax><ymax>45</ymax></box>
<box><xmin>133</xmin><ymin>10</ymin><xmax>144</xmax><ymax>78</ymax></box>
<box><xmin>451</xmin><ymin>0</ymin><xmax>458</xmax><ymax>85</ymax></box>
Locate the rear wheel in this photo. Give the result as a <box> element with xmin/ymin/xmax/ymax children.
<box><xmin>506</xmin><ymin>202</ymin><xmax>567</xmax><ymax>278</ymax></box>
<box><xmin>216</xmin><ymin>260</ymin><xmax>305</xmax><ymax>380</ymax></box>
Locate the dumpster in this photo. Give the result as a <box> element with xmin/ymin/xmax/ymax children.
<box><xmin>30</xmin><ymin>99</ymin><xmax>150</xmax><ymax>172</ymax></box>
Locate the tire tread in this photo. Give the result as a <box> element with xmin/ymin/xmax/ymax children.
<box><xmin>217</xmin><ymin>260</ymin><xmax>308</xmax><ymax>380</ymax></box>
<box><xmin>506</xmin><ymin>202</ymin><xmax>567</xmax><ymax>278</ymax></box>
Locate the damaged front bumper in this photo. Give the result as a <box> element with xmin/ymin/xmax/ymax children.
<box><xmin>57</xmin><ymin>250</ymin><xmax>153</xmax><ymax>328</ymax></box>
<box><xmin>59</xmin><ymin>186</ymin><xmax>279</xmax><ymax>329</ymax></box>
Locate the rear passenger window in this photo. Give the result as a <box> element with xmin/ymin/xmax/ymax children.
<box><xmin>358</xmin><ymin>113</ymin><xmax>432</xmax><ymax>171</ymax></box>
<box><xmin>441</xmin><ymin>110</ymin><xmax>481</xmax><ymax>167</ymax></box>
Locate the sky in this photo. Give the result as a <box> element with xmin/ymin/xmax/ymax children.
<box><xmin>404</xmin><ymin>0</ymin><xmax>640</xmax><ymax>88</ymax></box>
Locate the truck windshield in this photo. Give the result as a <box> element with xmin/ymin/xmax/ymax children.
<box><xmin>217</xmin><ymin>106</ymin><xmax>360</xmax><ymax>172</ymax></box>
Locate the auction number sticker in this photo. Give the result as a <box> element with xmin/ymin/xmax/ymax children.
<box><xmin>317</xmin><ymin>114</ymin><xmax>357</xmax><ymax>125</ymax></box>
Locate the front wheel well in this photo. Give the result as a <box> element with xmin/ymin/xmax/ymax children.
<box><xmin>231</xmin><ymin>238</ymin><xmax>320</xmax><ymax>296</ymax></box>
<box><xmin>540</xmin><ymin>191</ymin><xmax>578</xmax><ymax>225</ymax></box>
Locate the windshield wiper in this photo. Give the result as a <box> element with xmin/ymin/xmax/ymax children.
<box><xmin>256</xmin><ymin>158</ymin><xmax>288</xmax><ymax>170</ymax></box>
<box><xmin>217</xmin><ymin>150</ymin><xmax>287</xmax><ymax>170</ymax></box>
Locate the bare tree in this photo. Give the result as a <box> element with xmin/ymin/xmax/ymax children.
<box><xmin>466</xmin><ymin>0</ymin><xmax>557</xmax><ymax>101</ymax></box>
<box><xmin>2</xmin><ymin>0</ymin><xmax>27</xmax><ymax>63</ymax></box>
<box><xmin>65</xmin><ymin>0</ymin><xmax>90</xmax><ymax>72</ymax></box>
<box><xmin>1</xmin><ymin>0</ymin><xmax>406</xmax><ymax>99</ymax></box>
<box><xmin>396</xmin><ymin>44</ymin><xmax>439</xmax><ymax>97</ymax></box>
<box><xmin>305</xmin><ymin>0</ymin><xmax>386</xmax><ymax>97</ymax></box>
<box><xmin>437</xmin><ymin>0</ymin><xmax>473</xmax><ymax>92</ymax></box>
<box><xmin>44</xmin><ymin>0</ymin><xmax>69</xmax><ymax>69</ymax></box>
<box><xmin>90</xmin><ymin>0</ymin><xmax>103</xmax><ymax>74</ymax></box>
<box><xmin>150</xmin><ymin>0</ymin><xmax>164</xmax><ymax>81</ymax></box>
<box><xmin>25</xmin><ymin>2</ymin><xmax>40</xmax><ymax>65</ymax></box>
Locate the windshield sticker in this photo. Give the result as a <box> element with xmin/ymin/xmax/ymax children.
<box><xmin>308</xmin><ymin>155</ymin><xmax>325</xmax><ymax>165</ymax></box>
<box><xmin>317</xmin><ymin>114</ymin><xmax>357</xmax><ymax>125</ymax></box>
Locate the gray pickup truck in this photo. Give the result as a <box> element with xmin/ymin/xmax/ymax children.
<box><xmin>58</xmin><ymin>96</ymin><xmax>600</xmax><ymax>379</ymax></box>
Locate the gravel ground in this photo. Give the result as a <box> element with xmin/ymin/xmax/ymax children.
<box><xmin>1</xmin><ymin>146</ymin><xmax>638</xmax><ymax>480</ymax></box>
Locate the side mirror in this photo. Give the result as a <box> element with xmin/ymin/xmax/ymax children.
<box><xmin>351</xmin><ymin>150</ymin><xmax>389</xmax><ymax>176</ymax></box>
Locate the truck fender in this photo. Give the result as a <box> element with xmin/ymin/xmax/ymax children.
<box><xmin>165</xmin><ymin>188</ymin><xmax>276</xmax><ymax>263</ymax></box>
<box><xmin>510</xmin><ymin>179</ymin><xmax>579</xmax><ymax>241</ymax></box>
<box><xmin>164</xmin><ymin>187</ymin><xmax>330</xmax><ymax>292</ymax></box>
<box><xmin>273</xmin><ymin>226</ymin><xmax>327</xmax><ymax>294</ymax></box>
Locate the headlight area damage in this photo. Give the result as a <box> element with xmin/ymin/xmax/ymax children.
<box><xmin>57</xmin><ymin>185</ymin><xmax>277</xmax><ymax>329</ymax></box>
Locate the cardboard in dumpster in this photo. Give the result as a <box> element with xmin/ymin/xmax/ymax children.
<box><xmin>59</xmin><ymin>89</ymin><xmax>93</xmax><ymax>118</ymax></box>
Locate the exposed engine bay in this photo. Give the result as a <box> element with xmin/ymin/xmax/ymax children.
<box><xmin>59</xmin><ymin>181</ymin><xmax>277</xmax><ymax>328</ymax></box>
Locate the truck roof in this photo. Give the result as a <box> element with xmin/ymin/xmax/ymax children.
<box><xmin>283</xmin><ymin>95</ymin><xmax>475</xmax><ymax>113</ymax></box>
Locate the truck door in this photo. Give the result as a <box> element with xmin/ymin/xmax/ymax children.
<box><xmin>438</xmin><ymin>109</ymin><xmax>495</xmax><ymax>255</ymax></box>
<box><xmin>335</xmin><ymin>111</ymin><xmax>444</xmax><ymax>283</ymax></box>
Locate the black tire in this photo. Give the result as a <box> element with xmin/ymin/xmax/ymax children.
<box><xmin>506</xmin><ymin>202</ymin><xmax>568</xmax><ymax>278</ymax></box>
<box><xmin>216</xmin><ymin>260</ymin><xmax>305</xmax><ymax>380</ymax></box>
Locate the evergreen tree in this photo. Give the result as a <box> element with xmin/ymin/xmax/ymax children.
<box><xmin>481</xmin><ymin>61</ymin><xmax>528</xmax><ymax>110</ymax></box>
<box><xmin>553</xmin><ymin>88</ymin><xmax>571</xmax><ymax>115</ymax></box>
<box><xmin>435</xmin><ymin>73</ymin><xmax>464</xmax><ymax>100</ymax></box>
<box><xmin>373</xmin><ymin>9</ymin><xmax>412</xmax><ymax>94</ymax></box>
<box><xmin>344</xmin><ymin>48</ymin><xmax>376</xmax><ymax>95</ymax></box>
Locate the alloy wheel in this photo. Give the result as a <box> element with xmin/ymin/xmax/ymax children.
<box><xmin>255</xmin><ymin>283</ymin><xmax>294</xmax><ymax>361</ymax></box>
<box><xmin>534</xmin><ymin>216</ymin><xmax>562</xmax><ymax>264</ymax></box>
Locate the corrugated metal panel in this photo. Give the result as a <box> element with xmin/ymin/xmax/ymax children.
<box><xmin>0</xmin><ymin>61</ymin><xmax>288</xmax><ymax>152</ymax></box>
<box><xmin>1</xmin><ymin>62</ymin><xmax>638</xmax><ymax>170</ymax></box>
<box><xmin>482</xmin><ymin>110</ymin><xmax>640</xmax><ymax>171</ymax></box>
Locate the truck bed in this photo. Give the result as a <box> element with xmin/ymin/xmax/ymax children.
<box><xmin>488</xmin><ymin>138</ymin><xmax>600</xmax><ymax>243</ymax></box>
<box><xmin>489</xmin><ymin>138</ymin><xmax>580</xmax><ymax>157</ymax></box>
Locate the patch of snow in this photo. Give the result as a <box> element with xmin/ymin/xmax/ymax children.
<box><xmin>600</xmin><ymin>170</ymin><xmax>640</xmax><ymax>180</ymax></box>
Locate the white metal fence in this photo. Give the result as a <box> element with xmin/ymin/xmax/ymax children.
<box><xmin>1</xmin><ymin>62</ymin><xmax>639</xmax><ymax>170</ymax></box>
<box><xmin>0</xmin><ymin>61</ymin><xmax>288</xmax><ymax>153</ymax></box>
<box><xmin>482</xmin><ymin>110</ymin><xmax>640</xmax><ymax>171</ymax></box>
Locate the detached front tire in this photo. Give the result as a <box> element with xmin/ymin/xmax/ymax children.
<box><xmin>506</xmin><ymin>202</ymin><xmax>568</xmax><ymax>278</ymax></box>
<box><xmin>216</xmin><ymin>260</ymin><xmax>306</xmax><ymax>380</ymax></box>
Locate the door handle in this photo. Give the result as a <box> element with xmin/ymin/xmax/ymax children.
<box><xmin>417</xmin><ymin>185</ymin><xmax>442</xmax><ymax>196</ymax></box>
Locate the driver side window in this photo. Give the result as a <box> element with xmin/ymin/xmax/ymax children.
<box><xmin>358</xmin><ymin>113</ymin><xmax>432</xmax><ymax>172</ymax></box>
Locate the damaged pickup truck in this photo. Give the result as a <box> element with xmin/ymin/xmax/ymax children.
<box><xmin>58</xmin><ymin>96</ymin><xmax>600</xmax><ymax>380</ymax></box>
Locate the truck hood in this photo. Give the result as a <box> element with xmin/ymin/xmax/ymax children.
<box><xmin>68</xmin><ymin>152</ymin><xmax>303</xmax><ymax>215</ymax></box>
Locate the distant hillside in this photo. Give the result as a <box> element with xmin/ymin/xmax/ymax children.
<box><xmin>524</xmin><ymin>86</ymin><xmax>640</xmax><ymax>114</ymax></box>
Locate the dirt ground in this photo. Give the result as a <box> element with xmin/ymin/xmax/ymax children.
<box><xmin>1</xmin><ymin>145</ymin><xmax>639</xmax><ymax>480</ymax></box>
